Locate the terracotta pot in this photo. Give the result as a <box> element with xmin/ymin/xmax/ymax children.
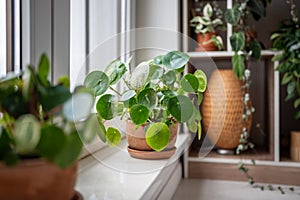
<box><xmin>126</xmin><ymin>120</ymin><xmax>178</xmax><ymax>151</ymax></box>
<box><xmin>202</xmin><ymin>69</ymin><xmax>252</xmax><ymax>149</ymax></box>
<box><xmin>291</xmin><ymin>131</ymin><xmax>300</xmax><ymax>161</ymax></box>
<box><xmin>0</xmin><ymin>159</ymin><xmax>77</xmax><ymax>200</ymax></box>
<box><xmin>196</xmin><ymin>32</ymin><xmax>218</xmax><ymax>51</ymax></box>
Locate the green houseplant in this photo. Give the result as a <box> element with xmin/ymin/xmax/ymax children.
<box><xmin>84</xmin><ymin>51</ymin><xmax>207</xmax><ymax>158</ymax></box>
<box><xmin>271</xmin><ymin>0</ymin><xmax>300</xmax><ymax>120</ymax></box>
<box><xmin>190</xmin><ymin>2</ymin><xmax>225</xmax><ymax>51</ymax></box>
<box><xmin>0</xmin><ymin>54</ymin><xmax>96</xmax><ymax>199</ymax></box>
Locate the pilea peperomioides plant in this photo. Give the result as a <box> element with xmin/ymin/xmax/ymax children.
<box><xmin>0</xmin><ymin>54</ymin><xmax>96</xmax><ymax>168</ymax></box>
<box><xmin>84</xmin><ymin>51</ymin><xmax>207</xmax><ymax>151</ymax></box>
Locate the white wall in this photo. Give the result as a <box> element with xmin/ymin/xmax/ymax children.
<box><xmin>135</xmin><ymin>0</ymin><xmax>180</xmax><ymax>63</ymax></box>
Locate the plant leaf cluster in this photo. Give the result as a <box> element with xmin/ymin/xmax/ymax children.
<box><xmin>0</xmin><ymin>54</ymin><xmax>95</xmax><ymax>168</ymax></box>
<box><xmin>271</xmin><ymin>18</ymin><xmax>300</xmax><ymax>119</ymax></box>
<box><xmin>84</xmin><ymin>51</ymin><xmax>207</xmax><ymax>151</ymax></box>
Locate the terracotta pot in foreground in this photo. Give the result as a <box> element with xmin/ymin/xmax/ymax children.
<box><xmin>0</xmin><ymin>159</ymin><xmax>77</xmax><ymax>200</ymax></box>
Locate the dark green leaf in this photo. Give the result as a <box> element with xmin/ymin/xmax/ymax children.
<box><xmin>106</xmin><ymin>127</ymin><xmax>121</xmax><ymax>146</ymax></box>
<box><xmin>248</xmin><ymin>0</ymin><xmax>266</xmax><ymax>21</ymax></box>
<box><xmin>137</xmin><ymin>88</ymin><xmax>157</xmax><ymax>109</ymax></box>
<box><xmin>37</xmin><ymin>54</ymin><xmax>50</xmax><ymax>86</ymax></box>
<box><xmin>163</xmin><ymin>51</ymin><xmax>190</xmax><ymax>70</ymax></box>
<box><xmin>294</xmin><ymin>98</ymin><xmax>300</xmax><ymax>109</ymax></box>
<box><xmin>146</xmin><ymin>122</ymin><xmax>170</xmax><ymax>151</ymax></box>
<box><xmin>180</xmin><ymin>74</ymin><xmax>199</xmax><ymax>93</ymax></box>
<box><xmin>53</xmin><ymin>132</ymin><xmax>83</xmax><ymax>168</ymax></box>
<box><xmin>272</xmin><ymin>53</ymin><xmax>284</xmax><ymax>62</ymax></box>
<box><xmin>294</xmin><ymin>111</ymin><xmax>300</xmax><ymax>119</ymax></box>
<box><xmin>0</xmin><ymin>127</ymin><xmax>18</xmax><ymax>166</ymax></box>
<box><xmin>232</xmin><ymin>53</ymin><xmax>245</xmax><ymax>80</ymax></box>
<box><xmin>129</xmin><ymin>104</ymin><xmax>149</xmax><ymax>125</ymax></box>
<box><xmin>39</xmin><ymin>85</ymin><xmax>71</xmax><ymax>112</ymax></box>
<box><xmin>96</xmin><ymin>94</ymin><xmax>117</xmax><ymax>120</ymax></box>
<box><xmin>84</xmin><ymin>71</ymin><xmax>109</xmax><ymax>96</ymax></box>
<box><xmin>230</xmin><ymin>32</ymin><xmax>245</xmax><ymax>51</ymax></box>
<box><xmin>281</xmin><ymin>73</ymin><xmax>293</xmax><ymax>85</ymax></box>
<box><xmin>57</xmin><ymin>76</ymin><xmax>70</xmax><ymax>89</ymax></box>
<box><xmin>287</xmin><ymin>82</ymin><xmax>296</xmax><ymax>95</ymax></box>
<box><xmin>37</xmin><ymin>125</ymin><xmax>66</xmax><ymax>160</ymax></box>
<box><xmin>1</xmin><ymin>92</ymin><xmax>28</xmax><ymax>118</ymax></box>
<box><xmin>124</xmin><ymin>97</ymin><xmax>137</xmax><ymax>108</ymax></box>
<box><xmin>167</xmin><ymin>95</ymin><xmax>194</xmax><ymax>122</ymax></box>
<box><xmin>104</xmin><ymin>60</ymin><xmax>127</xmax><ymax>85</ymax></box>
<box><xmin>225</xmin><ymin>8</ymin><xmax>241</xmax><ymax>25</ymax></box>
<box><xmin>249</xmin><ymin>40</ymin><xmax>261</xmax><ymax>60</ymax></box>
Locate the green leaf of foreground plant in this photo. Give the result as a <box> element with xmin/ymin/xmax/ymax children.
<box><xmin>14</xmin><ymin>114</ymin><xmax>41</xmax><ymax>154</ymax></box>
<box><xmin>225</xmin><ymin>8</ymin><xmax>241</xmax><ymax>25</ymax></box>
<box><xmin>84</xmin><ymin>71</ymin><xmax>109</xmax><ymax>96</ymax></box>
<box><xmin>129</xmin><ymin>104</ymin><xmax>149</xmax><ymax>125</ymax></box>
<box><xmin>37</xmin><ymin>125</ymin><xmax>66</xmax><ymax>160</ymax></box>
<box><xmin>232</xmin><ymin>53</ymin><xmax>245</xmax><ymax>80</ymax></box>
<box><xmin>104</xmin><ymin>60</ymin><xmax>127</xmax><ymax>85</ymax></box>
<box><xmin>137</xmin><ymin>88</ymin><xmax>157</xmax><ymax>109</ymax></box>
<box><xmin>146</xmin><ymin>122</ymin><xmax>170</xmax><ymax>151</ymax></box>
<box><xmin>167</xmin><ymin>95</ymin><xmax>194</xmax><ymax>123</ymax></box>
<box><xmin>163</xmin><ymin>51</ymin><xmax>190</xmax><ymax>70</ymax></box>
<box><xmin>53</xmin><ymin>132</ymin><xmax>83</xmax><ymax>168</ymax></box>
<box><xmin>63</xmin><ymin>91</ymin><xmax>94</xmax><ymax>122</ymax></box>
<box><xmin>180</xmin><ymin>74</ymin><xmax>199</xmax><ymax>93</ymax></box>
<box><xmin>194</xmin><ymin>70</ymin><xmax>207</xmax><ymax>92</ymax></box>
<box><xmin>106</xmin><ymin>127</ymin><xmax>121</xmax><ymax>146</ymax></box>
<box><xmin>79</xmin><ymin>114</ymin><xmax>101</xmax><ymax>143</ymax></box>
<box><xmin>230</xmin><ymin>32</ymin><xmax>245</xmax><ymax>52</ymax></box>
<box><xmin>37</xmin><ymin>54</ymin><xmax>50</xmax><ymax>86</ymax></box>
<box><xmin>96</xmin><ymin>94</ymin><xmax>118</xmax><ymax>120</ymax></box>
<box><xmin>0</xmin><ymin>127</ymin><xmax>18</xmax><ymax>166</ymax></box>
<box><xmin>38</xmin><ymin>85</ymin><xmax>72</xmax><ymax>112</ymax></box>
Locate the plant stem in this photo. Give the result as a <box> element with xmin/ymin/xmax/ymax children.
<box><xmin>109</xmin><ymin>86</ymin><xmax>122</xmax><ymax>96</ymax></box>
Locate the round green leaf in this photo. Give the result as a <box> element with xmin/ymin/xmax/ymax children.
<box><xmin>225</xmin><ymin>8</ymin><xmax>241</xmax><ymax>25</ymax></box>
<box><xmin>96</xmin><ymin>94</ymin><xmax>117</xmax><ymax>120</ymax></box>
<box><xmin>194</xmin><ymin>70</ymin><xmax>207</xmax><ymax>92</ymax></box>
<box><xmin>129</xmin><ymin>104</ymin><xmax>149</xmax><ymax>125</ymax></box>
<box><xmin>14</xmin><ymin>114</ymin><xmax>41</xmax><ymax>154</ymax></box>
<box><xmin>163</xmin><ymin>51</ymin><xmax>190</xmax><ymax>70</ymax></box>
<box><xmin>104</xmin><ymin>60</ymin><xmax>127</xmax><ymax>85</ymax></box>
<box><xmin>162</xmin><ymin>71</ymin><xmax>177</xmax><ymax>85</ymax></box>
<box><xmin>106</xmin><ymin>127</ymin><xmax>121</xmax><ymax>146</ymax></box>
<box><xmin>146</xmin><ymin>123</ymin><xmax>170</xmax><ymax>151</ymax></box>
<box><xmin>153</xmin><ymin>55</ymin><xmax>163</xmax><ymax>65</ymax></box>
<box><xmin>167</xmin><ymin>95</ymin><xmax>194</xmax><ymax>122</ymax></box>
<box><xmin>148</xmin><ymin>64</ymin><xmax>163</xmax><ymax>80</ymax></box>
<box><xmin>137</xmin><ymin>88</ymin><xmax>157</xmax><ymax>109</ymax></box>
<box><xmin>130</xmin><ymin>62</ymin><xmax>150</xmax><ymax>89</ymax></box>
<box><xmin>84</xmin><ymin>71</ymin><xmax>109</xmax><ymax>96</ymax></box>
<box><xmin>180</xmin><ymin>74</ymin><xmax>199</xmax><ymax>93</ymax></box>
<box><xmin>80</xmin><ymin>114</ymin><xmax>103</xmax><ymax>143</ymax></box>
<box><xmin>63</xmin><ymin>91</ymin><xmax>94</xmax><ymax>122</ymax></box>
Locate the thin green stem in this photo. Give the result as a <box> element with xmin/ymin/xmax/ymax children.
<box><xmin>109</xmin><ymin>86</ymin><xmax>122</xmax><ymax>96</ymax></box>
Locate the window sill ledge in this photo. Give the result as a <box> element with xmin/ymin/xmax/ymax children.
<box><xmin>75</xmin><ymin>133</ymin><xmax>192</xmax><ymax>199</ymax></box>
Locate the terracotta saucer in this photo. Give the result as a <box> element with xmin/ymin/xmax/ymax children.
<box><xmin>127</xmin><ymin>146</ymin><xmax>176</xmax><ymax>160</ymax></box>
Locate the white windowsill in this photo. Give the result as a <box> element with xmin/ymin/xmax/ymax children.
<box><xmin>75</xmin><ymin>133</ymin><xmax>192</xmax><ymax>199</ymax></box>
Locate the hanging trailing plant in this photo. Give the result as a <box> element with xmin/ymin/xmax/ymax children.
<box><xmin>225</xmin><ymin>0</ymin><xmax>271</xmax><ymax>154</ymax></box>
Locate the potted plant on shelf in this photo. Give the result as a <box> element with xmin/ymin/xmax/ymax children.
<box><xmin>0</xmin><ymin>54</ymin><xmax>96</xmax><ymax>199</ymax></box>
<box><xmin>271</xmin><ymin>0</ymin><xmax>300</xmax><ymax>161</ymax></box>
<box><xmin>84</xmin><ymin>50</ymin><xmax>207</xmax><ymax>159</ymax></box>
<box><xmin>190</xmin><ymin>2</ymin><xmax>225</xmax><ymax>51</ymax></box>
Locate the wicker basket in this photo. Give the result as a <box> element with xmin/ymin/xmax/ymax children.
<box><xmin>202</xmin><ymin>69</ymin><xmax>252</xmax><ymax>149</ymax></box>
